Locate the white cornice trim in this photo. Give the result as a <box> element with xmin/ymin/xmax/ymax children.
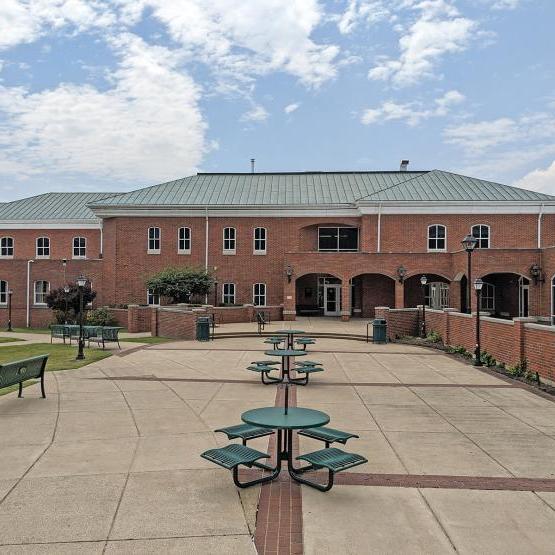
<box><xmin>358</xmin><ymin>202</ymin><xmax>555</xmax><ymax>215</ymax></box>
<box><xmin>0</xmin><ymin>221</ymin><xmax>101</xmax><ymax>229</ymax></box>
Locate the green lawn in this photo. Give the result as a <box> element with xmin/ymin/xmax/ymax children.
<box><xmin>121</xmin><ymin>336</ymin><xmax>173</xmax><ymax>344</ymax></box>
<box><xmin>0</xmin><ymin>343</ymin><xmax>111</xmax><ymax>372</ymax></box>
<box><xmin>0</xmin><ymin>337</ymin><xmax>24</xmax><ymax>343</ymax></box>
<box><xmin>10</xmin><ymin>327</ymin><xmax>51</xmax><ymax>335</ymax></box>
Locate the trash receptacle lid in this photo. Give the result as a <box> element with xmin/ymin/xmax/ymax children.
<box><xmin>373</xmin><ymin>319</ymin><xmax>386</xmax><ymax>325</ymax></box>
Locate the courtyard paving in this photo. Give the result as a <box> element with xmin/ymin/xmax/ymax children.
<box><xmin>0</xmin><ymin>332</ymin><xmax>554</xmax><ymax>553</ymax></box>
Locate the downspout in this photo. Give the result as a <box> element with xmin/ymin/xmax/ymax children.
<box><xmin>537</xmin><ymin>203</ymin><xmax>544</xmax><ymax>319</ymax></box>
<box><xmin>99</xmin><ymin>220</ymin><xmax>103</xmax><ymax>258</ymax></box>
<box><xmin>205</xmin><ymin>207</ymin><xmax>209</xmax><ymax>303</ymax></box>
<box><xmin>26</xmin><ymin>259</ymin><xmax>34</xmax><ymax>327</ymax></box>
<box><xmin>537</xmin><ymin>203</ymin><xmax>544</xmax><ymax>249</ymax></box>
<box><xmin>377</xmin><ymin>203</ymin><xmax>382</xmax><ymax>253</ymax></box>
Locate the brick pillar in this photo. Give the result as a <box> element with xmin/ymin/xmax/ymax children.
<box><xmin>443</xmin><ymin>308</ymin><xmax>458</xmax><ymax>345</ymax></box>
<box><xmin>513</xmin><ymin>317</ymin><xmax>535</xmax><ymax>365</ymax></box>
<box><xmin>340</xmin><ymin>282</ymin><xmax>351</xmax><ymax>321</ymax></box>
<box><xmin>151</xmin><ymin>307</ymin><xmax>159</xmax><ymax>336</ymax></box>
<box><xmin>128</xmin><ymin>304</ymin><xmax>139</xmax><ymax>333</ymax></box>
<box><xmin>395</xmin><ymin>280</ymin><xmax>404</xmax><ymax>308</ymax></box>
<box><xmin>283</xmin><ymin>280</ymin><xmax>296</xmax><ymax>321</ymax></box>
<box><xmin>450</xmin><ymin>281</ymin><xmax>462</xmax><ymax>311</ymax></box>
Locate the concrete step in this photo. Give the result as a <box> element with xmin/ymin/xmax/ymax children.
<box><xmin>213</xmin><ymin>331</ymin><xmax>371</xmax><ymax>342</ymax></box>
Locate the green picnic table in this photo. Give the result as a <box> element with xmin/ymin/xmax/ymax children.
<box><xmin>264</xmin><ymin>348</ymin><xmax>306</xmax><ymax>384</ymax></box>
<box><xmin>275</xmin><ymin>329</ymin><xmax>305</xmax><ymax>349</ymax></box>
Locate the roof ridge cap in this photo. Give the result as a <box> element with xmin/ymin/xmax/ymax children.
<box><xmin>354</xmin><ymin>171</ymin><xmax>432</xmax><ymax>202</ymax></box>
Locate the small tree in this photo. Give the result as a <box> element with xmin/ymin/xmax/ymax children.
<box><xmin>46</xmin><ymin>283</ymin><xmax>96</xmax><ymax>323</ymax></box>
<box><xmin>145</xmin><ymin>266</ymin><xmax>214</xmax><ymax>304</ymax></box>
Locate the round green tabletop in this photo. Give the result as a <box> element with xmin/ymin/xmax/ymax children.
<box><xmin>264</xmin><ymin>349</ymin><xmax>307</xmax><ymax>357</ymax></box>
<box><xmin>242</xmin><ymin>407</ymin><xmax>330</xmax><ymax>430</ymax></box>
<box><xmin>276</xmin><ymin>329</ymin><xmax>305</xmax><ymax>335</ymax></box>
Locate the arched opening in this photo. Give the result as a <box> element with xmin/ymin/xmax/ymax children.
<box><xmin>351</xmin><ymin>273</ymin><xmax>395</xmax><ymax>318</ymax></box>
<box><xmin>295</xmin><ymin>273</ymin><xmax>342</xmax><ymax>316</ymax></box>
<box><xmin>481</xmin><ymin>273</ymin><xmax>530</xmax><ymax>319</ymax></box>
<box><xmin>404</xmin><ymin>274</ymin><xmax>450</xmax><ymax>309</ymax></box>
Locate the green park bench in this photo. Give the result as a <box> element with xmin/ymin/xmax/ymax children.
<box><xmin>0</xmin><ymin>354</ymin><xmax>48</xmax><ymax>399</ymax></box>
<box><xmin>215</xmin><ymin>423</ymin><xmax>274</xmax><ymax>445</ymax></box>
<box><xmin>298</xmin><ymin>427</ymin><xmax>359</xmax><ymax>448</ymax></box>
<box><xmin>50</xmin><ymin>324</ymin><xmax>71</xmax><ymax>344</ymax></box>
<box><xmin>88</xmin><ymin>326</ymin><xmax>122</xmax><ymax>350</ymax></box>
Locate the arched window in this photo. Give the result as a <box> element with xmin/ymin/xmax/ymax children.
<box><xmin>480</xmin><ymin>283</ymin><xmax>495</xmax><ymax>312</ymax></box>
<box><xmin>36</xmin><ymin>237</ymin><xmax>50</xmax><ymax>258</ymax></box>
<box><xmin>253</xmin><ymin>283</ymin><xmax>266</xmax><ymax>306</ymax></box>
<box><xmin>147</xmin><ymin>227</ymin><xmax>160</xmax><ymax>253</ymax></box>
<box><xmin>253</xmin><ymin>227</ymin><xmax>267</xmax><ymax>254</ymax></box>
<box><xmin>0</xmin><ymin>237</ymin><xmax>14</xmax><ymax>258</ymax></box>
<box><xmin>427</xmin><ymin>225</ymin><xmax>446</xmax><ymax>252</ymax></box>
<box><xmin>178</xmin><ymin>227</ymin><xmax>191</xmax><ymax>254</ymax></box>
<box><xmin>223</xmin><ymin>227</ymin><xmax>236</xmax><ymax>254</ymax></box>
<box><xmin>471</xmin><ymin>224</ymin><xmax>490</xmax><ymax>249</ymax></box>
<box><xmin>0</xmin><ymin>280</ymin><xmax>7</xmax><ymax>305</ymax></box>
<box><xmin>34</xmin><ymin>281</ymin><xmax>49</xmax><ymax>305</ymax></box>
<box><xmin>73</xmin><ymin>237</ymin><xmax>86</xmax><ymax>258</ymax></box>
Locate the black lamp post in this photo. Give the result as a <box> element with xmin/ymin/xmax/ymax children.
<box><xmin>461</xmin><ymin>234</ymin><xmax>478</xmax><ymax>313</ymax></box>
<box><xmin>63</xmin><ymin>285</ymin><xmax>70</xmax><ymax>324</ymax></box>
<box><xmin>474</xmin><ymin>278</ymin><xmax>483</xmax><ymax>366</ymax></box>
<box><xmin>7</xmin><ymin>289</ymin><xmax>13</xmax><ymax>332</ymax></box>
<box><xmin>420</xmin><ymin>275</ymin><xmax>428</xmax><ymax>338</ymax></box>
<box><xmin>76</xmin><ymin>275</ymin><xmax>87</xmax><ymax>360</ymax></box>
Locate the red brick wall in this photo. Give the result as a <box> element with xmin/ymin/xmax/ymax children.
<box><xmin>105</xmin><ymin>308</ymin><xmax>128</xmax><ymax>327</ymax></box>
<box><xmin>523</xmin><ymin>325</ymin><xmax>555</xmax><ymax>383</ymax></box>
<box><xmin>155</xmin><ymin>308</ymin><xmax>197</xmax><ymax>340</ymax></box>
<box><xmin>361</xmin><ymin>275</ymin><xmax>395</xmax><ymax>317</ymax></box>
<box><xmin>375</xmin><ymin>307</ymin><xmax>419</xmax><ymax>339</ymax></box>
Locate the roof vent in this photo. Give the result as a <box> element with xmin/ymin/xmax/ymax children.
<box><xmin>250</xmin><ymin>158</ymin><xmax>255</xmax><ymax>173</ymax></box>
<box><xmin>400</xmin><ymin>159</ymin><xmax>409</xmax><ymax>172</ymax></box>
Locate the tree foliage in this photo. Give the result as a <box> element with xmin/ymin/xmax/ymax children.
<box><xmin>145</xmin><ymin>266</ymin><xmax>214</xmax><ymax>304</ymax></box>
<box><xmin>46</xmin><ymin>283</ymin><xmax>96</xmax><ymax>323</ymax></box>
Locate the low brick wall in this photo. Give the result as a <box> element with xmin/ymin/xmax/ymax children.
<box><xmin>523</xmin><ymin>324</ymin><xmax>555</xmax><ymax>383</ymax></box>
<box><xmin>127</xmin><ymin>305</ymin><xmax>152</xmax><ymax>333</ymax></box>
<box><xmin>105</xmin><ymin>308</ymin><xmax>128</xmax><ymax>328</ymax></box>
<box><xmin>375</xmin><ymin>307</ymin><xmax>419</xmax><ymax>340</ymax></box>
<box><xmin>154</xmin><ymin>307</ymin><xmax>197</xmax><ymax>340</ymax></box>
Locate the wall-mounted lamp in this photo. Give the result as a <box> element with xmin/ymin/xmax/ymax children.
<box><xmin>397</xmin><ymin>265</ymin><xmax>407</xmax><ymax>283</ymax></box>
<box><xmin>529</xmin><ymin>264</ymin><xmax>544</xmax><ymax>285</ymax></box>
<box><xmin>285</xmin><ymin>265</ymin><xmax>294</xmax><ymax>283</ymax></box>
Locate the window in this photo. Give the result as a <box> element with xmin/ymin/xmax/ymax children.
<box><xmin>425</xmin><ymin>282</ymin><xmax>450</xmax><ymax>309</ymax></box>
<box><xmin>147</xmin><ymin>288</ymin><xmax>160</xmax><ymax>306</ymax></box>
<box><xmin>73</xmin><ymin>237</ymin><xmax>86</xmax><ymax>258</ymax></box>
<box><xmin>254</xmin><ymin>227</ymin><xmax>267</xmax><ymax>254</ymax></box>
<box><xmin>178</xmin><ymin>227</ymin><xmax>191</xmax><ymax>254</ymax></box>
<box><xmin>471</xmin><ymin>224</ymin><xmax>490</xmax><ymax>249</ymax></box>
<box><xmin>36</xmin><ymin>237</ymin><xmax>50</xmax><ymax>258</ymax></box>
<box><xmin>0</xmin><ymin>237</ymin><xmax>14</xmax><ymax>258</ymax></box>
<box><xmin>481</xmin><ymin>283</ymin><xmax>495</xmax><ymax>312</ymax></box>
<box><xmin>223</xmin><ymin>227</ymin><xmax>236</xmax><ymax>253</ymax></box>
<box><xmin>148</xmin><ymin>227</ymin><xmax>161</xmax><ymax>253</ymax></box>
<box><xmin>253</xmin><ymin>283</ymin><xmax>266</xmax><ymax>306</ymax></box>
<box><xmin>222</xmin><ymin>283</ymin><xmax>236</xmax><ymax>305</ymax></box>
<box><xmin>318</xmin><ymin>227</ymin><xmax>358</xmax><ymax>252</ymax></box>
<box><xmin>427</xmin><ymin>224</ymin><xmax>446</xmax><ymax>252</ymax></box>
<box><xmin>552</xmin><ymin>277</ymin><xmax>555</xmax><ymax>325</ymax></box>
<box><xmin>0</xmin><ymin>280</ymin><xmax>7</xmax><ymax>305</ymax></box>
<box><xmin>34</xmin><ymin>281</ymin><xmax>49</xmax><ymax>305</ymax></box>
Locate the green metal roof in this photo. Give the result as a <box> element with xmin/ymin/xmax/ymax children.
<box><xmin>0</xmin><ymin>192</ymin><xmax>119</xmax><ymax>222</ymax></box>
<box><xmin>89</xmin><ymin>170</ymin><xmax>555</xmax><ymax>209</ymax></box>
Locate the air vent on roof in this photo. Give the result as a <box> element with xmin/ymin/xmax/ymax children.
<box><xmin>250</xmin><ymin>158</ymin><xmax>255</xmax><ymax>173</ymax></box>
<box><xmin>400</xmin><ymin>160</ymin><xmax>409</xmax><ymax>172</ymax></box>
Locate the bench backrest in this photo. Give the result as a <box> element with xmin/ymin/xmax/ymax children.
<box><xmin>51</xmin><ymin>324</ymin><xmax>68</xmax><ymax>336</ymax></box>
<box><xmin>0</xmin><ymin>355</ymin><xmax>48</xmax><ymax>389</ymax></box>
<box><xmin>101</xmin><ymin>327</ymin><xmax>121</xmax><ymax>341</ymax></box>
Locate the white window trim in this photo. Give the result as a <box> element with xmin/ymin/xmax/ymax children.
<box><xmin>471</xmin><ymin>224</ymin><xmax>491</xmax><ymax>249</ymax></box>
<box><xmin>253</xmin><ymin>282</ymin><xmax>267</xmax><ymax>307</ymax></box>
<box><xmin>147</xmin><ymin>288</ymin><xmax>160</xmax><ymax>306</ymax></box>
<box><xmin>72</xmin><ymin>236</ymin><xmax>87</xmax><ymax>259</ymax></box>
<box><xmin>147</xmin><ymin>227</ymin><xmax>161</xmax><ymax>255</ymax></box>
<box><xmin>222</xmin><ymin>282</ymin><xmax>236</xmax><ymax>305</ymax></box>
<box><xmin>0</xmin><ymin>236</ymin><xmax>14</xmax><ymax>259</ymax></box>
<box><xmin>317</xmin><ymin>226</ymin><xmax>359</xmax><ymax>252</ymax></box>
<box><xmin>253</xmin><ymin>227</ymin><xmax>267</xmax><ymax>255</ymax></box>
<box><xmin>223</xmin><ymin>227</ymin><xmax>236</xmax><ymax>255</ymax></box>
<box><xmin>427</xmin><ymin>224</ymin><xmax>447</xmax><ymax>252</ymax></box>
<box><xmin>481</xmin><ymin>282</ymin><xmax>495</xmax><ymax>312</ymax></box>
<box><xmin>177</xmin><ymin>227</ymin><xmax>191</xmax><ymax>255</ymax></box>
<box><xmin>34</xmin><ymin>280</ymin><xmax>49</xmax><ymax>306</ymax></box>
<box><xmin>0</xmin><ymin>280</ymin><xmax>7</xmax><ymax>305</ymax></box>
<box><xmin>551</xmin><ymin>275</ymin><xmax>555</xmax><ymax>325</ymax></box>
<box><xmin>36</xmin><ymin>236</ymin><xmax>50</xmax><ymax>259</ymax></box>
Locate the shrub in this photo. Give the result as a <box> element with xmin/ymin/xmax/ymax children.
<box><xmin>447</xmin><ymin>345</ymin><xmax>472</xmax><ymax>358</ymax></box>
<box><xmin>480</xmin><ymin>351</ymin><xmax>497</xmax><ymax>367</ymax></box>
<box><xmin>426</xmin><ymin>330</ymin><xmax>442</xmax><ymax>343</ymax></box>
<box><xmin>46</xmin><ymin>283</ymin><xmax>96</xmax><ymax>323</ymax></box>
<box><xmin>86</xmin><ymin>308</ymin><xmax>117</xmax><ymax>327</ymax></box>
<box><xmin>145</xmin><ymin>267</ymin><xmax>214</xmax><ymax>304</ymax></box>
<box><xmin>507</xmin><ymin>359</ymin><xmax>528</xmax><ymax>377</ymax></box>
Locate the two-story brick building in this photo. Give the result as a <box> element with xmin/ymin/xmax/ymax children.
<box><xmin>1</xmin><ymin>169</ymin><xmax>555</xmax><ymax>328</ymax></box>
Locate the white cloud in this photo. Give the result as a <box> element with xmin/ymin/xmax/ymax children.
<box><xmin>241</xmin><ymin>104</ymin><xmax>269</xmax><ymax>122</ymax></box>
<box><xmin>284</xmin><ymin>102</ymin><xmax>300</xmax><ymax>114</ymax></box>
<box><xmin>0</xmin><ymin>33</ymin><xmax>206</xmax><ymax>183</ymax></box>
<box><xmin>368</xmin><ymin>0</ymin><xmax>478</xmax><ymax>86</ymax></box>
<box><xmin>491</xmin><ymin>0</ymin><xmax>521</xmax><ymax>10</ymax></box>
<box><xmin>337</xmin><ymin>1</ymin><xmax>389</xmax><ymax>34</ymax></box>
<box><xmin>514</xmin><ymin>160</ymin><xmax>555</xmax><ymax>194</ymax></box>
<box><xmin>361</xmin><ymin>89</ymin><xmax>464</xmax><ymax>126</ymax></box>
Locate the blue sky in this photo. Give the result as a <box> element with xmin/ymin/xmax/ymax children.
<box><xmin>1</xmin><ymin>0</ymin><xmax>554</xmax><ymax>200</ymax></box>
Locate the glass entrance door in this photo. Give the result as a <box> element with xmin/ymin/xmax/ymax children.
<box><xmin>324</xmin><ymin>284</ymin><xmax>341</xmax><ymax>316</ymax></box>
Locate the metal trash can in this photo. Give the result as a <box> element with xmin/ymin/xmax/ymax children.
<box><xmin>372</xmin><ymin>318</ymin><xmax>387</xmax><ymax>344</ymax></box>
<box><xmin>196</xmin><ymin>316</ymin><xmax>211</xmax><ymax>342</ymax></box>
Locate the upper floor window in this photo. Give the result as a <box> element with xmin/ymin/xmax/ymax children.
<box><xmin>178</xmin><ymin>227</ymin><xmax>191</xmax><ymax>254</ymax></box>
<box><xmin>0</xmin><ymin>280</ymin><xmax>7</xmax><ymax>305</ymax></box>
<box><xmin>471</xmin><ymin>224</ymin><xmax>490</xmax><ymax>249</ymax></box>
<box><xmin>428</xmin><ymin>224</ymin><xmax>446</xmax><ymax>252</ymax></box>
<box><xmin>148</xmin><ymin>227</ymin><xmax>160</xmax><ymax>254</ymax></box>
<box><xmin>481</xmin><ymin>282</ymin><xmax>495</xmax><ymax>311</ymax></box>
<box><xmin>34</xmin><ymin>280</ymin><xmax>49</xmax><ymax>305</ymax></box>
<box><xmin>253</xmin><ymin>283</ymin><xmax>266</xmax><ymax>306</ymax></box>
<box><xmin>36</xmin><ymin>237</ymin><xmax>50</xmax><ymax>258</ymax></box>
<box><xmin>147</xmin><ymin>288</ymin><xmax>160</xmax><ymax>306</ymax></box>
<box><xmin>73</xmin><ymin>237</ymin><xmax>86</xmax><ymax>259</ymax></box>
<box><xmin>318</xmin><ymin>227</ymin><xmax>358</xmax><ymax>252</ymax></box>
<box><xmin>223</xmin><ymin>227</ymin><xmax>236</xmax><ymax>254</ymax></box>
<box><xmin>222</xmin><ymin>283</ymin><xmax>236</xmax><ymax>305</ymax></box>
<box><xmin>254</xmin><ymin>227</ymin><xmax>267</xmax><ymax>254</ymax></box>
<box><xmin>0</xmin><ymin>237</ymin><xmax>14</xmax><ymax>258</ymax></box>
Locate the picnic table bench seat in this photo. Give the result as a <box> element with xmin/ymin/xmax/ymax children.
<box><xmin>0</xmin><ymin>354</ymin><xmax>48</xmax><ymax>398</ymax></box>
<box><xmin>264</xmin><ymin>337</ymin><xmax>284</xmax><ymax>349</ymax></box>
<box><xmin>251</xmin><ymin>360</ymin><xmax>280</xmax><ymax>366</ymax></box>
<box><xmin>294</xmin><ymin>360</ymin><xmax>322</xmax><ymax>367</ymax></box>
<box><xmin>201</xmin><ymin>444</ymin><xmax>274</xmax><ymax>488</ymax></box>
<box><xmin>247</xmin><ymin>364</ymin><xmax>281</xmax><ymax>384</ymax></box>
<box><xmin>296</xmin><ymin>337</ymin><xmax>315</xmax><ymax>344</ymax></box>
<box><xmin>298</xmin><ymin>426</ymin><xmax>359</xmax><ymax>447</ymax></box>
<box><xmin>215</xmin><ymin>423</ymin><xmax>274</xmax><ymax>445</ymax></box>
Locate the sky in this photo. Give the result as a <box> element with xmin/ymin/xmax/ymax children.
<box><xmin>0</xmin><ymin>0</ymin><xmax>554</xmax><ymax>201</ymax></box>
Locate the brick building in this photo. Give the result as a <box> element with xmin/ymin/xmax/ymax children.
<box><xmin>1</xmin><ymin>169</ymin><xmax>555</xmax><ymax>328</ymax></box>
